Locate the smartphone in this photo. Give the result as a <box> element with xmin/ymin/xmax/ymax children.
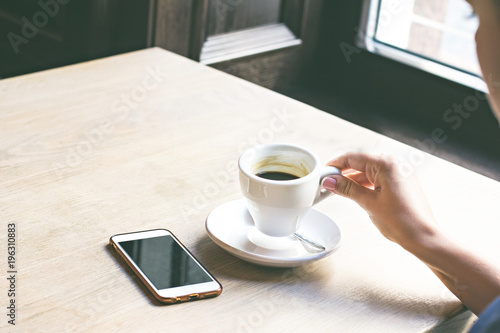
<box><xmin>110</xmin><ymin>229</ymin><xmax>222</xmax><ymax>304</ymax></box>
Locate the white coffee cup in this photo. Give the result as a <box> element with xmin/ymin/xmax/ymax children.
<box><xmin>238</xmin><ymin>143</ymin><xmax>340</xmax><ymax>237</ymax></box>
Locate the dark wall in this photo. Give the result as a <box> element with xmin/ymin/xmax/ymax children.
<box><xmin>0</xmin><ymin>0</ymin><xmax>150</xmax><ymax>79</ymax></box>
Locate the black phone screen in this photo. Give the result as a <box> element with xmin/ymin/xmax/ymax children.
<box><xmin>119</xmin><ymin>235</ymin><xmax>213</xmax><ymax>290</ymax></box>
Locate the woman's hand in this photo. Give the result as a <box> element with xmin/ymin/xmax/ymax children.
<box><xmin>322</xmin><ymin>152</ymin><xmax>440</xmax><ymax>250</ymax></box>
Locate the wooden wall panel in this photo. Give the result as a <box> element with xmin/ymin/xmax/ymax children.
<box><xmin>153</xmin><ymin>0</ymin><xmax>194</xmax><ymax>57</ymax></box>
<box><xmin>208</xmin><ymin>0</ymin><xmax>322</xmax><ymax>91</ymax></box>
<box><xmin>206</xmin><ymin>0</ymin><xmax>281</xmax><ymax>36</ymax></box>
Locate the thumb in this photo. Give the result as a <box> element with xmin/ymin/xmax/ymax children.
<box><xmin>322</xmin><ymin>175</ymin><xmax>375</xmax><ymax>206</ymax></box>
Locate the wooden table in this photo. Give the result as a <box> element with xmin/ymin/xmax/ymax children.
<box><xmin>1</xmin><ymin>47</ymin><xmax>499</xmax><ymax>332</ymax></box>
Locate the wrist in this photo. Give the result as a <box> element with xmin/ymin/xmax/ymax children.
<box><xmin>399</xmin><ymin>223</ymin><xmax>450</xmax><ymax>262</ymax></box>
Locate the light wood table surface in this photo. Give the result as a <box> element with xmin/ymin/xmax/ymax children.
<box><xmin>1</xmin><ymin>47</ymin><xmax>499</xmax><ymax>332</ymax></box>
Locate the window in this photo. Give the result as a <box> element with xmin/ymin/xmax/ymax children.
<box><xmin>358</xmin><ymin>0</ymin><xmax>486</xmax><ymax>92</ymax></box>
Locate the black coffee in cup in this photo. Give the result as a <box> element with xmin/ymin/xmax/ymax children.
<box><xmin>256</xmin><ymin>171</ymin><xmax>300</xmax><ymax>181</ymax></box>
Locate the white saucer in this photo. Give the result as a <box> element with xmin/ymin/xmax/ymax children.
<box><xmin>205</xmin><ymin>199</ymin><xmax>341</xmax><ymax>267</ymax></box>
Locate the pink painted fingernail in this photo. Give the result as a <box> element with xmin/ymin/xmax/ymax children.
<box><xmin>322</xmin><ymin>177</ymin><xmax>337</xmax><ymax>191</ymax></box>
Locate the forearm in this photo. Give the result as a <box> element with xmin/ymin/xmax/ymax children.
<box><xmin>402</xmin><ymin>230</ymin><xmax>500</xmax><ymax>315</ymax></box>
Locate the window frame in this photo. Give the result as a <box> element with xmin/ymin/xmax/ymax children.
<box><xmin>357</xmin><ymin>0</ymin><xmax>487</xmax><ymax>92</ymax></box>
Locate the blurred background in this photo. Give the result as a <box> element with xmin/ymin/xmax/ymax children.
<box><xmin>1</xmin><ymin>0</ymin><xmax>499</xmax><ymax>180</ymax></box>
